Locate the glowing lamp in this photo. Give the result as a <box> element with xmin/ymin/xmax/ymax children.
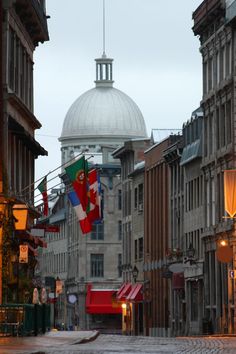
<box><xmin>121</xmin><ymin>303</ymin><xmax>127</xmax><ymax>309</ymax></box>
<box><xmin>13</xmin><ymin>204</ymin><xmax>28</xmax><ymax>230</ymax></box>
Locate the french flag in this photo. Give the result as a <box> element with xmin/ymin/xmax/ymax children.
<box><xmin>68</xmin><ymin>190</ymin><xmax>92</xmax><ymax>234</ymax></box>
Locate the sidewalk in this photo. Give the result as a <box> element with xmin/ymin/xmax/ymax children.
<box><xmin>0</xmin><ymin>330</ymin><xmax>99</xmax><ymax>353</ymax></box>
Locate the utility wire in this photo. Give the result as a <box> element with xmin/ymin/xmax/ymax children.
<box><xmin>20</xmin><ymin>151</ymin><xmax>85</xmax><ymax>194</ymax></box>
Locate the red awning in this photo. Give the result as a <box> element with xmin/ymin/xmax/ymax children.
<box><xmin>116</xmin><ymin>283</ymin><xmax>132</xmax><ymax>301</ymax></box>
<box><xmin>126</xmin><ymin>283</ymin><xmax>143</xmax><ymax>302</ymax></box>
<box><xmin>86</xmin><ymin>284</ymin><xmax>122</xmax><ymax>314</ymax></box>
<box><xmin>116</xmin><ymin>283</ymin><xmax>126</xmax><ymax>298</ymax></box>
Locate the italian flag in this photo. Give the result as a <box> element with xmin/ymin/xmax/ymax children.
<box><xmin>37</xmin><ymin>177</ymin><xmax>49</xmax><ymax>216</ymax></box>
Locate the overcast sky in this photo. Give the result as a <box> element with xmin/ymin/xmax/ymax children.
<box><xmin>34</xmin><ymin>0</ymin><xmax>203</xmax><ymax>181</ymax></box>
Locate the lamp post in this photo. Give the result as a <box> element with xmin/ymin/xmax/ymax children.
<box><xmin>186</xmin><ymin>243</ymin><xmax>195</xmax><ymax>258</ymax></box>
<box><xmin>132</xmin><ymin>265</ymin><xmax>139</xmax><ymax>283</ymax></box>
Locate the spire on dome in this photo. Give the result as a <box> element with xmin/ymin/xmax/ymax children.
<box><xmin>94</xmin><ymin>0</ymin><xmax>114</xmax><ymax>88</ymax></box>
<box><xmin>103</xmin><ymin>0</ymin><xmax>106</xmax><ymax>57</ymax></box>
<box><xmin>95</xmin><ymin>56</ymin><xmax>114</xmax><ymax>87</ymax></box>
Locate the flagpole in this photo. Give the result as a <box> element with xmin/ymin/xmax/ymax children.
<box><xmin>20</xmin><ymin>151</ymin><xmax>85</xmax><ymax>194</ymax></box>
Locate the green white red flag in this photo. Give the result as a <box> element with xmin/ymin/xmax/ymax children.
<box><xmin>88</xmin><ymin>169</ymin><xmax>101</xmax><ymax>223</ymax></box>
<box><xmin>37</xmin><ymin>177</ymin><xmax>48</xmax><ymax>216</ymax></box>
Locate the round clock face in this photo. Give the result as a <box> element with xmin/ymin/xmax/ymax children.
<box><xmin>68</xmin><ymin>294</ymin><xmax>77</xmax><ymax>304</ymax></box>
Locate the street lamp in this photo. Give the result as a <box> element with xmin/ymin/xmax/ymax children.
<box><xmin>132</xmin><ymin>265</ymin><xmax>139</xmax><ymax>283</ymax></box>
<box><xmin>186</xmin><ymin>243</ymin><xmax>195</xmax><ymax>258</ymax></box>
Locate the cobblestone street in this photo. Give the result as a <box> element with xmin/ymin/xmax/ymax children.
<box><xmin>2</xmin><ymin>333</ymin><xmax>236</xmax><ymax>353</ymax></box>
<box><xmin>72</xmin><ymin>334</ymin><xmax>236</xmax><ymax>353</ymax></box>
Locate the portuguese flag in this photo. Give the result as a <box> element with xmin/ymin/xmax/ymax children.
<box><xmin>37</xmin><ymin>177</ymin><xmax>48</xmax><ymax>216</ymax></box>
<box><xmin>65</xmin><ymin>156</ymin><xmax>90</xmax><ymax>213</ymax></box>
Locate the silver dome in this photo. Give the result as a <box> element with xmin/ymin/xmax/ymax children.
<box><xmin>60</xmin><ymin>86</ymin><xmax>147</xmax><ymax>141</ymax></box>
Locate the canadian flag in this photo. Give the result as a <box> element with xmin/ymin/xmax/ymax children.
<box><xmin>88</xmin><ymin>169</ymin><xmax>101</xmax><ymax>223</ymax></box>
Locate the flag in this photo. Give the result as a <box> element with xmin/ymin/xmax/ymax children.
<box><xmin>68</xmin><ymin>190</ymin><xmax>92</xmax><ymax>234</ymax></box>
<box><xmin>37</xmin><ymin>177</ymin><xmax>48</xmax><ymax>216</ymax></box>
<box><xmin>65</xmin><ymin>156</ymin><xmax>89</xmax><ymax>212</ymax></box>
<box><xmin>224</xmin><ymin>170</ymin><xmax>236</xmax><ymax>218</ymax></box>
<box><xmin>88</xmin><ymin>169</ymin><xmax>101</xmax><ymax>223</ymax></box>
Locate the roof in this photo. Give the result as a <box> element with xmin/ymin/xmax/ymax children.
<box><xmin>60</xmin><ymin>86</ymin><xmax>147</xmax><ymax>142</ymax></box>
<box><xmin>60</xmin><ymin>54</ymin><xmax>147</xmax><ymax>143</ymax></box>
<box><xmin>180</xmin><ymin>139</ymin><xmax>202</xmax><ymax>166</ymax></box>
<box><xmin>151</xmin><ymin>129</ymin><xmax>181</xmax><ymax>144</ymax></box>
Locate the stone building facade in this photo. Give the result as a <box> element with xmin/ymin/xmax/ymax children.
<box><xmin>180</xmin><ymin>109</ymin><xmax>204</xmax><ymax>335</ymax></box>
<box><xmin>113</xmin><ymin>138</ymin><xmax>150</xmax><ymax>336</ymax></box>
<box><xmin>144</xmin><ymin>136</ymin><xmax>180</xmax><ymax>337</ymax></box>
<box><xmin>0</xmin><ymin>0</ymin><xmax>48</xmax><ymax>303</ymax></box>
<box><xmin>192</xmin><ymin>0</ymin><xmax>236</xmax><ymax>334</ymax></box>
<box><xmin>163</xmin><ymin>136</ymin><xmax>184</xmax><ymax>336</ymax></box>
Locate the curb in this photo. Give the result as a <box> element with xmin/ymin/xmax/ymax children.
<box><xmin>72</xmin><ymin>330</ymin><xmax>100</xmax><ymax>345</ymax></box>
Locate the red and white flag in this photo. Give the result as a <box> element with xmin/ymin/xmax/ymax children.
<box><xmin>88</xmin><ymin>169</ymin><xmax>101</xmax><ymax>223</ymax></box>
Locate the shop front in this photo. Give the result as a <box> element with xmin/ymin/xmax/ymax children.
<box><xmin>86</xmin><ymin>284</ymin><xmax>122</xmax><ymax>333</ymax></box>
<box><xmin>117</xmin><ymin>282</ymin><xmax>143</xmax><ymax>335</ymax></box>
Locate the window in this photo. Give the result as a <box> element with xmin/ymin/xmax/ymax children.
<box><xmin>203</xmin><ymin>61</ymin><xmax>207</xmax><ymax>94</ymax></box>
<box><xmin>206</xmin><ymin>179</ymin><xmax>210</xmax><ymax>227</ymax></box>
<box><xmin>216</xmin><ymin>107</ymin><xmax>220</xmax><ymax>149</ymax></box>
<box><xmin>138</xmin><ymin>237</ymin><xmax>144</xmax><ymax>259</ymax></box>
<box><xmin>90</xmin><ymin>254</ymin><xmax>104</xmax><ymax>277</ymax></box>
<box><xmin>190</xmin><ymin>282</ymin><xmax>198</xmax><ymax>321</ymax></box>
<box><xmin>226</xmin><ymin>100</ymin><xmax>232</xmax><ymax>145</ymax></box>
<box><xmin>204</xmin><ymin>116</ymin><xmax>208</xmax><ymax>157</ymax></box>
<box><xmin>118</xmin><ymin>189</ymin><xmax>122</xmax><ymax>210</ymax></box>
<box><xmin>118</xmin><ymin>254</ymin><xmax>122</xmax><ymax>277</ymax></box>
<box><xmin>208</xmin><ymin>57</ymin><xmax>213</xmax><ymax>91</ymax></box>
<box><xmin>118</xmin><ymin>220</ymin><xmax>122</xmax><ymax>241</ymax></box>
<box><xmin>8</xmin><ymin>27</ymin><xmax>33</xmax><ymax>110</ymax></box>
<box><xmin>138</xmin><ymin>183</ymin><xmax>143</xmax><ymax>210</ymax></box>
<box><xmin>134</xmin><ymin>187</ymin><xmax>138</xmax><ymax>209</ymax></box>
<box><xmin>135</xmin><ymin>239</ymin><xmax>138</xmax><ymax>261</ymax></box>
<box><xmin>91</xmin><ymin>223</ymin><xmax>104</xmax><ymax>240</ymax></box>
<box><xmin>226</xmin><ymin>41</ymin><xmax>231</xmax><ymax>77</ymax></box>
<box><xmin>216</xmin><ymin>51</ymin><xmax>220</xmax><ymax>84</ymax></box>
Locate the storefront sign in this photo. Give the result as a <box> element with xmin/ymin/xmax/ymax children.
<box><xmin>19</xmin><ymin>245</ymin><xmax>28</xmax><ymax>263</ymax></box>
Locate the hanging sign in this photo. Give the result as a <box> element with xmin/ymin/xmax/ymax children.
<box><xmin>56</xmin><ymin>279</ymin><xmax>63</xmax><ymax>296</ymax></box>
<box><xmin>19</xmin><ymin>245</ymin><xmax>28</xmax><ymax>263</ymax></box>
<box><xmin>224</xmin><ymin>170</ymin><xmax>236</xmax><ymax>218</ymax></box>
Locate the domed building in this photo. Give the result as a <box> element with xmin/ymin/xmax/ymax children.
<box><xmin>40</xmin><ymin>53</ymin><xmax>148</xmax><ymax>332</ymax></box>
<box><xmin>59</xmin><ymin>54</ymin><xmax>147</xmax><ymax>165</ymax></box>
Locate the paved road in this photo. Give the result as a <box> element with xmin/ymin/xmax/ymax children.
<box><xmin>2</xmin><ymin>333</ymin><xmax>236</xmax><ymax>353</ymax></box>
<box><xmin>72</xmin><ymin>334</ymin><xmax>236</xmax><ymax>353</ymax></box>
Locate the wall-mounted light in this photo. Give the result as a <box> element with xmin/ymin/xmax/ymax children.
<box><xmin>132</xmin><ymin>265</ymin><xmax>139</xmax><ymax>283</ymax></box>
<box><xmin>186</xmin><ymin>243</ymin><xmax>195</xmax><ymax>258</ymax></box>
